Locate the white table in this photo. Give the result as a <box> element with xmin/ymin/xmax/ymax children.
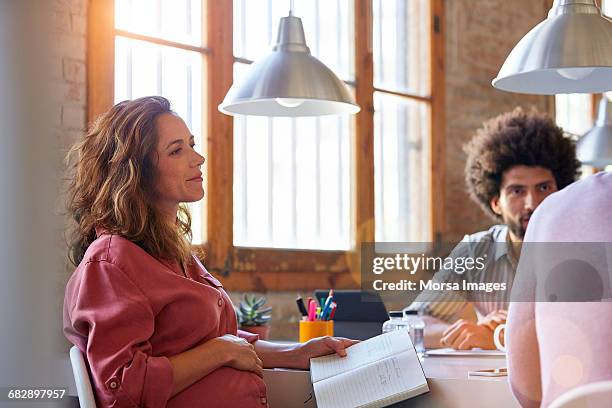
<box><xmin>410</xmin><ymin>354</ymin><xmax>519</xmax><ymax>408</ymax></box>
<box><xmin>264</xmin><ymin>354</ymin><xmax>519</xmax><ymax>408</ymax></box>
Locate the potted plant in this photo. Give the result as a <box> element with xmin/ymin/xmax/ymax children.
<box><xmin>235</xmin><ymin>294</ymin><xmax>272</xmax><ymax>339</ymax></box>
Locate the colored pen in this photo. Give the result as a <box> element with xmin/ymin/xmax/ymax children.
<box><xmin>296</xmin><ymin>296</ymin><xmax>308</xmax><ymax>316</ymax></box>
<box><xmin>307</xmin><ymin>299</ymin><xmax>316</xmax><ymax>321</ymax></box>
<box><xmin>329</xmin><ymin>302</ymin><xmax>337</xmax><ymax>320</ymax></box>
<box><xmin>321</xmin><ymin>293</ymin><xmax>333</xmax><ymax>317</ymax></box>
<box><xmin>321</xmin><ymin>289</ymin><xmax>334</xmax><ymax>319</ymax></box>
<box><xmin>321</xmin><ymin>302</ymin><xmax>330</xmax><ymax>320</ymax></box>
<box><xmin>324</xmin><ymin>300</ymin><xmax>336</xmax><ymax>320</ymax></box>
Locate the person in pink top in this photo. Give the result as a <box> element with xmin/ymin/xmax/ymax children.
<box><xmin>507</xmin><ymin>171</ymin><xmax>612</xmax><ymax>407</ymax></box>
<box><xmin>63</xmin><ymin>96</ymin><xmax>358</xmax><ymax>408</ymax></box>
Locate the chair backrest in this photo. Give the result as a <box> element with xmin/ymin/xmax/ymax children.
<box><xmin>69</xmin><ymin>345</ymin><xmax>97</xmax><ymax>408</ymax></box>
<box><xmin>549</xmin><ymin>381</ymin><xmax>612</xmax><ymax>408</ymax></box>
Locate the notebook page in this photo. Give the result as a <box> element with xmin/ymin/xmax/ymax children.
<box><xmin>312</xmin><ymin>350</ymin><xmax>427</xmax><ymax>408</ymax></box>
<box><xmin>310</xmin><ymin>330</ymin><xmax>413</xmax><ymax>383</ymax></box>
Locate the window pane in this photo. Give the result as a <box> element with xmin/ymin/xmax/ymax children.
<box><xmin>114</xmin><ymin>37</ymin><xmax>202</xmax><ymax>138</ymax></box>
<box><xmin>373</xmin><ymin>0</ymin><xmax>430</xmax><ymax>96</ymax></box>
<box><xmin>374</xmin><ymin>92</ymin><xmax>431</xmax><ymax>242</ymax></box>
<box><xmin>604</xmin><ymin>0</ymin><xmax>611</xmax><ymax>16</ymax></box>
<box><xmin>233</xmin><ymin>0</ymin><xmax>354</xmax><ymax>81</ymax></box>
<box><xmin>115</xmin><ymin>36</ymin><xmax>205</xmax><ymax>244</ymax></box>
<box><xmin>233</xmin><ymin>63</ymin><xmax>351</xmax><ymax>250</ymax></box>
<box><xmin>115</xmin><ymin>0</ymin><xmax>202</xmax><ymax>46</ymax></box>
<box><xmin>555</xmin><ymin>94</ymin><xmax>593</xmax><ymax>136</ymax></box>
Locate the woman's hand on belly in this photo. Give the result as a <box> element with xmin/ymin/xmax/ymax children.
<box><xmin>168</xmin><ymin>334</ymin><xmax>262</xmax><ymax>397</ymax></box>
<box><xmin>213</xmin><ymin>334</ymin><xmax>264</xmax><ymax>378</ymax></box>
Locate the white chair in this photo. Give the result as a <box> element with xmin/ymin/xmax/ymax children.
<box><xmin>69</xmin><ymin>345</ymin><xmax>97</xmax><ymax>408</ymax></box>
<box><xmin>548</xmin><ymin>381</ymin><xmax>612</xmax><ymax>408</ymax></box>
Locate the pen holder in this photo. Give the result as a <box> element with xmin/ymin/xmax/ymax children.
<box><xmin>299</xmin><ymin>320</ymin><xmax>334</xmax><ymax>343</ymax></box>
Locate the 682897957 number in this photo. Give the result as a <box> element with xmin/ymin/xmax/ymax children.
<box><xmin>2</xmin><ymin>387</ymin><xmax>67</xmax><ymax>401</ymax></box>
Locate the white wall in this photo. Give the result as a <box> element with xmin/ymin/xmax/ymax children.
<box><xmin>0</xmin><ymin>1</ymin><xmax>74</xmax><ymax>402</ymax></box>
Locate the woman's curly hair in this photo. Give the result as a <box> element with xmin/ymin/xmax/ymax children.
<box><xmin>464</xmin><ymin>107</ymin><xmax>580</xmax><ymax>220</ymax></box>
<box><xmin>65</xmin><ymin>96</ymin><xmax>193</xmax><ymax>267</ymax></box>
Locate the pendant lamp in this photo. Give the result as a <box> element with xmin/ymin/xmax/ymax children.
<box><xmin>577</xmin><ymin>95</ymin><xmax>612</xmax><ymax>166</ymax></box>
<box><xmin>493</xmin><ymin>0</ymin><xmax>612</xmax><ymax>94</ymax></box>
<box><xmin>219</xmin><ymin>8</ymin><xmax>359</xmax><ymax>117</ymax></box>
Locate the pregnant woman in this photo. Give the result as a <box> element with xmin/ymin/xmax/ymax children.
<box><xmin>63</xmin><ymin>96</ymin><xmax>356</xmax><ymax>407</ymax></box>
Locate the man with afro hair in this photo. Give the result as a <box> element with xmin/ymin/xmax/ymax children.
<box><xmin>405</xmin><ymin>107</ymin><xmax>580</xmax><ymax>350</ymax></box>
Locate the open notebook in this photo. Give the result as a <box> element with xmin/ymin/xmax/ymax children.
<box><xmin>310</xmin><ymin>330</ymin><xmax>429</xmax><ymax>408</ymax></box>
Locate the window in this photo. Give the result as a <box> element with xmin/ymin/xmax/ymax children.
<box><xmin>555</xmin><ymin>93</ymin><xmax>593</xmax><ymax>136</ymax></box>
<box><xmin>88</xmin><ymin>0</ymin><xmax>444</xmax><ymax>290</ymax></box>
<box><xmin>232</xmin><ymin>0</ymin><xmax>354</xmax><ymax>250</ymax></box>
<box><xmin>554</xmin><ymin>0</ymin><xmax>611</xmax><ymax>173</ymax></box>
<box><xmin>89</xmin><ymin>0</ymin><xmax>207</xmax><ymax>243</ymax></box>
<box><xmin>373</xmin><ymin>0</ymin><xmax>432</xmax><ymax>243</ymax></box>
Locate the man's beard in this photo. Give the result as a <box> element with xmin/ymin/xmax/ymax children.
<box><xmin>504</xmin><ymin>212</ymin><xmax>533</xmax><ymax>240</ymax></box>
<box><xmin>506</xmin><ymin>218</ymin><xmax>526</xmax><ymax>240</ymax></box>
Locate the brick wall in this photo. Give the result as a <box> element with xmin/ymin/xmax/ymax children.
<box><xmin>52</xmin><ymin>0</ymin><xmax>88</xmax><ymax>351</ymax></box>
<box><xmin>51</xmin><ymin>0</ymin><xmax>87</xmax><ymax>149</ymax></box>
<box><xmin>52</xmin><ymin>0</ymin><xmax>87</xmax><ymax>278</ymax></box>
<box><xmin>443</xmin><ymin>0</ymin><xmax>551</xmax><ymax>242</ymax></box>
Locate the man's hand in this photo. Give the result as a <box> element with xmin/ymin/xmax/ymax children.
<box><xmin>478</xmin><ymin>309</ymin><xmax>507</xmax><ymax>332</ymax></box>
<box><xmin>440</xmin><ymin>319</ymin><xmax>496</xmax><ymax>350</ymax></box>
<box><xmin>439</xmin><ymin>309</ymin><xmax>508</xmax><ymax>350</ymax></box>
<box><xmin>294</xmin><ymin>336</ymin><xmax>360</xmax><ymax>369</ymax></box>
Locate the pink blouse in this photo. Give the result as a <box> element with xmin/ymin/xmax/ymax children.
<box><xmin>63</xmin><ymin>231</ymin><xmax>268</xmax><ymax>407</ymax></box>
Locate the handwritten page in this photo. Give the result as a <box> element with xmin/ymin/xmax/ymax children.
<box><xmin>312</xmin><ymin>350</ymin><xmax>427</xmax><ymax>408</ymax></box>
<box><xmin>310</xmin><ymin>329</ymin><xmax>413</xmax><ymax>383</ymax></box>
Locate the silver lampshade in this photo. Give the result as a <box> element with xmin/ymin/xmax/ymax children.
<box><xmin>219</xmin><ymin>14</ymin><xmax>359</xmax><ymax>117</ymax></box>
<box><xmin>576</xmin><ymin>95</ymin><xmax>612</xmax><ymax>166</ymax></box>
<box><xmin>493</xmin><ymin>0</ymin><xmax>612</xmax><ymax>95</ymax></box>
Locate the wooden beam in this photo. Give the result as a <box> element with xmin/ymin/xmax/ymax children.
<box><xmin>352</xmin><ymin>0</ymin><xmax>375</xmax><ymax>285</ymax></box>
<box><xmin>87</xmin><ymin>0</ymin><xmax>115</xmax><ymax>124</ymax></box>
<box><xmin>221</xmin><ymin>270</ymin><xmax>359</xmax><ymax>292</ymax></box>
<box><xmin>592</xmin><ymin>93</ymin><xmax>602</xmax><ymax>122</ymax></box>
<box><xmin>232</xmin><ymin>248</ymin><xmax>350</xmax><ymax>274</ymax></box>
<box><xmin>199</xmin><ymin>0</ymin><xmax>209</xmax><ymax>244</ymax></box>
<box><xmin>205</xmin><ymin>0</ymin><xmax>234</xmax><ymax>271</ymax></box>
<box><xmin>430</xmin><ymin>0</ymin><xmax>446</xmax><ymax>244</ymax></box>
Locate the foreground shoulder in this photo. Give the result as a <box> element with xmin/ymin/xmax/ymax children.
<box><xmin>82</xmin><ymin>234</ymin><xmax>150</xmax><ymax>267</ymax></box>
<box><xmin>539</xmin><ymin>172</ymin><xmax>612</xmax><ymax>215</ymax></box>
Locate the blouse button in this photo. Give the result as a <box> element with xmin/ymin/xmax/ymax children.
<box><xmin>217</xmin><ymin>298</ymin><xmax>223</xmax><ymax>307</ymax></box>
<box><xmin>109</xmin><ymin>381</ymin><xmax>118</xmax><ymax>390</ymax></box>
